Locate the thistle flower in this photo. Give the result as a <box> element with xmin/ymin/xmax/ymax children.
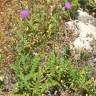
<box><xmin>20</xmin><ymin>9</ymin><xmax>29</xmax><ymax>18</ymax></box>
<box><xmin>64</xmin><ymin>2</ymin><xmax>72</xmax><ymax>10</ymax></box>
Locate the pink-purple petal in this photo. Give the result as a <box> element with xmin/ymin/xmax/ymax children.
<box><xmin>20</xmin><ymin>9</ymin><xmax>29</xmax><ymax>18</ymax></box>
<box><xmin>64</xmin><ymin>2</ymin><xmax>72</xmax><ymax>10</ymax></box>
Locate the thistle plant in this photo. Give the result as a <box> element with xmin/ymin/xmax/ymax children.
<box><xmin>63</xmin><ymin>0</ymin><xmax>78</xmax><ymax>20</ymax></box>
<box><xmin>20</xmin><ymin>9</ymin><xmax>29</xmax><ymax>19</ymax></box>
<box><xmin>64</xmin><ymin>2</ymin><xmax>72</xmax><ymax>10</ymax></box>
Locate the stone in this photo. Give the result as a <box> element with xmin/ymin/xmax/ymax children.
<box><xmin>77</xmin><ymin>10</ymin><xmax>96</xmax><ymax>26</ymax></box>
<box><xmin>65</xmin><ymin>10</ymin><xmax>96</xmax><ymax>51</ymax></box>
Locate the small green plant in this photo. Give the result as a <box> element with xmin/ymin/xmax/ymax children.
<box><xmin>79</xmin><ymin>0</ymin><xmax>96</xmax><ymax>11</ymax></box>
<box><xmin>0</xmin><ymin>54</ymin><xmax>2</xmax><ymax>68</ymax></box>
<box><xmin>63</xmin><ymin>0</ymin><xmax>78</xmax><ymax>20</ymax></box>
<box><xmin>80</xmin><ymin>51</ymin><xmax>91</xmax><ymax>61</ymax></box>
<box><xmin>0</xmin><ymin>54</ymin><xmax>4</xmax><ymax>89</ymax></box>
<box><xmin>10</xmin><ymin>53</ymin><xmax>43</xmax><ymax>95</ymax></box>
<box><xmin>88</xmin><ymin>0</ymin><xmax>96</xmax><ymax>8</ymax></box>
<box><xmin>10</xmin><ymin>47</ymin><xmax>94</xmax><ymax>95</ymax></box>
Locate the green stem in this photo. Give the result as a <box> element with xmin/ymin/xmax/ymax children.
<box><xmin>67</xmin><ymin>10</ymin><xmax>72</xmax><ymax>20</ymax></box>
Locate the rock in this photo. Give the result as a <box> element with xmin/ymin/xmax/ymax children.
<box><xmin>77</xmin><ymin>10</ymin><xmax>96</xmax><ymax>26</ymax></box>
<box><xmin>73</xmin><ymin>21</ymin><xmax>96</xmax><ymax>51</ymax></box>
<box><xmin>65</xmin><ymin>10</ymin><xmax>96</xmax><ymax>51</ymax></box>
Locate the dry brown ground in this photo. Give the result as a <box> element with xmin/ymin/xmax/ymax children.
<box><xmin>0</xmin><ymin>0</ymin><xmax>21</xmax><ymax>66</ymax></box>
<box><xmin>0</xmin><ymin>0</ymin><xmax>24</xmax><ymax>95</ymax></box>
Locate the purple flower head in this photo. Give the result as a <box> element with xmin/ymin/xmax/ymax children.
<box><xmin>20</xmin><ymin>9</ymin><xmax>29</xmax><ymax>18</ymax></box>
<box><xmin>64</xmin><ymin>2</ymin><xmax>72</xmax><ymax>10</ymax></box>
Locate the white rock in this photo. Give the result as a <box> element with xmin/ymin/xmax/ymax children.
<box><xmin>77</xmin><ymin>10</ymin><xmax>96</xmax><ymax>26</ymax></box>
<box><xmin>65</xmin><ymin>10</ymin><xmax>96</xmax><ymax>51</ymax></box>
<box><xmin>76</xmin><ymin>21</ymin><xmax>96</xmax><ymax>38</ymax></box>
<box><xmin>73</xmin><ymin>37</ymin><xmax>92</xmax><ymax>51</ymax></box>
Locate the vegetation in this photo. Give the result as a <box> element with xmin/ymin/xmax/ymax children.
<box><xmin>0</xmin><ymin>0</ymin><xmax>96</xmax><ymax>95</ymax></box>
